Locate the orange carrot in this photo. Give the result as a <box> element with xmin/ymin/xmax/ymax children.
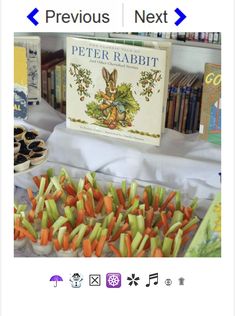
<box><xmin>27</xmin><ymin>188</ymin><xmax>34</xmax><ymax>201</ymax></box>
<box><xmin>53</xmin><ymin>190</ymin><xmax>63</xmax><ymax>201</ymax></box>
<box><xmin>107</xmin><ymin>217</ymin><xmax>116</xmax><ymax>240</ymax></box>
<box><xmin>40</xmin><ymin>228</ymin><xmax>49</xmax><ymax>246</ymax></box>
<box><xmin>93</xmin><ymin>189</ymin><xmax>103</xmax><ymax>201</ymax></box>
<box><xmin>168</xmin><ymin>203</ymin><xmax>175</xmax><ymax>212</ymax></box>
<box><xmin>153</xmin><ymin>248</ymin><xmax>163</xmax><ymax>257</ymax></box>
<box><xmin>62</xmin><ymin>232</ymin><xmax>70</xmax><ymax>251</ymax></box>
<box><xmin>183</xmin><ymin>224</ymin><xmax>198</xmax><ymax>236</ymax></box>
<box><xmin>91</xmin><ymin>239</ymin><xmax>98</xmax><ymax>252</ymax></box>
<box><xmin>116</xmin><ymin>188</ymin><xmax>125</xmax><ymax>206</ymax></box>
<box><xmin>33</xmin><ymin>176</ymin><xmax>40</xmax><ymax>188</ymax></box>
<box><xmin>153</xmin><ymin>194</ymin><xmax>160</xmax><ymax>211</ymax></box>
<box><xmin>77</xmin><ymin>192</ymin><xmax>83</xmax><ymax>201</ymax></box>
<box><xmin>66</xmin><ymin>195</ymin><xmax>77</xmax><ymax>207</ymax></box>
<box><xmin>14</xmin><ymin>229</ymin><xmax>20</xmax><ymax>240</ymax></box>
<box><xmin>28</xmin><ymin>209</ymin><xmax>35</xmax><ymax>223</ymax></box>
<box><xmin>59</xmin><ymin>175</ymin><xmax>65</xmax><ymax>184</ymax></box>
<box><xmin>167</xmin><ymin>211</ymin><xmax>173</xmax><ymax>218</ymax></box>
<box><xmin>76</xmin><ymin>209</ymin><xmax>85</xmax><ymax>225</ymax></box>
<box><xmin>85</xmin><ymin>197</ymin><xmax>95</xmax><ymax>217</ymax></box>
<box><xmin>63</xmin><ymin>222</ymin><xmax>73</xmax><ymax>233</ymax></box>
<box><xmin>115</xmin><ymin>204</ymin><xmax>123</xmax><ymax>219</ymax></box>
<box><xmin>70</xmin><ymin>235</ymin><xmax>79</xmax><ymax>252</ymax></box>
<box><xmin>83</xmin><ymin>239</ymin><xmax>92</xmax><ymax>257</ymax></box>
<box><xmin>110</xmin><ymin>223</ymin><xmax>129</xmax><ymax>242</ymax></box>
<box><xmin>145</xmin><ymin>209</ymin><xmax>154</xmax><ymax>228</ymax></box>
<box><xmin>14</xmin><ymin>226</ymin><xmax>36</xmax><ymax>242</ymax></box>
<box><xmin>49</xmin><ymin>227</ymin><xmax>54</xmax><ymax>241</ymax></box>
<box><xmin>160</xmin><ymin>191</ymin><xmax>176</xmax><ymax>211</ymax></box>
<box><xmin>125</xmin><ymin>234</ymin><xmax>132</xmax><ymax>257</ymax></box>
<box><xmin>108</xmin><ymin>243</ymin><xmax>122</xmax><ymax>257</ymax></box>
<box><xmin>95</xmin><ymin>235</ymin><xmax>107</xmax><ymax>257</ymax></box>
<box><xmin>84</xmin><ymin>183</ymin><xmax>91</xmax><ymax>191</ymax></box>
<box><xmin>184</xmin><ymin>207</ymin><xmax>192</xmax><ymax>220</ymax></box>
<box><xmin>181</xmin><ymin>219</ymin><xmax>189</xmax><ymax>227</ymax></box>
<box><xmin>136</xmin><ymin>250</ymin><xmax>145</xmax><ymax>257</ymax></box>
<box><xmin>19</xmin><ymin>230</ymin><xmax>25</xmax><ymax>240</ymax></box>
<box><xmin>65</xmin><ymin>183</ymin><xmax>76</xmax><ymax>196</ymax></box>
<box><xmin>103</xmin><ymin>196</ymin><xmax>113</xmax><ymax>214</ymax></box>
<box><xmin>143</xmin><ymin>191</ymin><xmax>149</xmax><ymax>210</ymax></box>
<box><xmin>53</xmin><ymin>239</ymin><xmax>61</xmax><ymax>251</ymax></box>
<box><xmin>95</xmin><ymin>197</ymin><xmax>104</xmax><ymax>214</ymax></box>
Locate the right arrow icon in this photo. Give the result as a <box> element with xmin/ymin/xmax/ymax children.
<box><xmin>175</xmin><ymin>8</ymin><xmax>186</xmax><ymax>26</ymax></box>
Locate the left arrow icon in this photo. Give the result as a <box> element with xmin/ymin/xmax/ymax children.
<box><xmin>27</xmin><ymin>8</ymin><xmax>39</xmax><ymax>26</ymax></box>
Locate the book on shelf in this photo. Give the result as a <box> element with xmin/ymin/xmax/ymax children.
<box><xmin>199</xmin><ymin>63</ymin><xmax>221</xmax><ymax>145</ymax></box>
<box><xmin>14</xmin><ymin>36</ymin><xmax>41</xmax><ymax>106</ymax></box>
<box><xmin>185</xmin><ymin>192</ymin><xmax>221</xmax><ymax>257</ymax></box>
<box><xmin>66</xmin><ymin>37</ymin><xmax>169</xmax><ymax>146</ymax></box>
<box><xmin>14</xmin><ymin>46</ymin><xmax>28</xmax><ymax>119</ymax></box>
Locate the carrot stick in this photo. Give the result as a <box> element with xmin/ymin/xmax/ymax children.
<box><xmin>181</xmin><ymin>219</ymin><xmax>189</xmax><ymax>227</ymax></box>
<box><xmin>83</xmin><ymin>239</ymin><xmax>92</xmax><ymax>257</ymax></box>
<box><xmin>59</xmin><ymin>175</ymin><xmax>65</xmax><ymax>184</ymax></box>
<box><xmin>110</xmin><ymin>223</ymin><xmax>129</xmax><ymax>242</ymax></box>
<box><xmin>183</xmin><ymin>223</ymin><xmax>198</xmax><ymax>236</ymax></box>
<box><xmin>168</xmin><ymin>203</ymin><xmax>175</xmax><ymax>212</ymax></box>
<box><xmin>31</xmin><ymin>198</ymin><xmax>37</xmax><ymax>210</ymax></box>
<box><xmin>125</xmin><ymin>234</ymin><xmax>132</xmax><ymax>257</ymax></box>
<box><xmin>53</xmin><ymin>190</ymin><xmax>63</xmax><ymax>201</ymax></box>
<box><xmin>104</xmin><ymin>196</ymin><xmax>113</xmax><ymax>214</ymax></box>
<box><xmin>153</xmin><ymin>194</ymin><xmax>160</xmax><ymax>211</ymax></box>
<box><xmin>95</xmin><ymin>235</ymin><xmax>107</xmax><ymax>257</ymax></box>
<box><xmin>48</xmin><ymin>227</ymin><xmax>54</xmax><ymax>241</ymax></box>
<box><xmin>70</xmin><ymin>235</ymin><xmax>79</xmax><ymax>252</ymax></box>
<box><xmin>53</xmin><ymin>239</ymin><xmax>61</xmax><ymax>251</ymax></box>
<box><xmin>14</xmin><ymin>226</ymin><xmax>36</xmax><ymax>242</ymax></box>
<box><xmin>143</xmin><ymin>191</ymin><xmax>149</xmax><ymax>210</ymax></box>
<box><xmin>91</xmin><ymin>239</ymin><xmax>98</xmax><ymax>252</ymax></box>
<box><xmin>145</xmin><ymin>209</ymin><xmax>154</xmax><ymax>228</ymax></box>
<box><xmin>28</xmin><ymin>209</ymin><xmax>35</xmax><ymax>223</ymax></box>
<box><xmin>64</xmin><ymin>183</ymin><xmax>76</xmax><ymax>196</ymax></box>
<box><xmin>85</xmin><ymin>197</ymin><xmax>95</xmax><ymax>217</ymax></box>
<box><xmin>93</xmin><ymin>189</ymin><xmax>103</xmax><ymax>201</ymax></box>
<box><xmin>184</xmin><ymin>207</ymin><xmax>192</xmax><ymax>220</ymax></box>
<box><xmin>77</xmin><ymin>192</ymin><xmax>83</xmax><ymax>201</ymax></box>
<box><xmin>66</xmin><ymin>195</ymin><xmax>77</xmax><ymax>207</ymax></box>
<box><xmin>136</xmin><ymin>250</ymin><xmax>145</xmax><ymax>257</ymax></box>
<box><xmin>40</xmin><ymin>228</ymin><xmax>49</xmax><ymax>246</ymax></box>
<box><xmin>76</xmin><ymin>209</ymin><xmax>85</xmax><ymax>225</ymax></box>
<box><xmin>108</xmin><ymin>243</ymin><xmax>122</xmax><ymax>257</ymax></box>
<box><xmin>153</xmin><ymin>248</ymin><xmax>163</xmax><ymax>257</ymax></box>
<box><xmin>14</xmin><ymin>229</ymin><xmax>20</xmax><ymax>240</ymax></box>
<box><xmin>95</xmin><ymin>197</ymin><xmax>104</xmax><ymax>214</ymax></box>
<box><xmin>19</xmin><ymin>230</ymin><xmax>25</xmax><ymax>240</ymax></box>
<box><xmin>27</xmin><ymin>188</ymin><xmax>34</xmax><ymax>201</ymax></box>
<box><xmin>107</xmin><ymin>217</ymin><xmax>116</xmax><ymax>240</ymax></box>
<box><xmin>33</xmin><ymin>176</ymin><xmax>40</xmax><ymax>189</ymax></box>
<box><xmin>160</xmin><ymin>191</ymin><xmax>176</xmax><ymax>211</ymax></box>
<box><xmin>84</xmin><ymin>183</ymin><xmax>91</xmax><ymax>191</ymax></box>
<box><xmin>115</xmin><ymin>204</ymin><xmax>123</xmax><ymax>218</ymax></box>
<box><xmin>116</xmin><ymin>188</ymin><xmax>125</xmax><ymax>206</ymax></box>
<box><xmin>63</xmin><ymin>222</ymin><xmax>73</xmax><ymax>233</ymax></box>
<box><xmin>167</xmin><ymin>211</ymin><xmax>173</xmax><ymax>218</ymax></box>
<box><xmin>62</xmin><ymin>232</ymin><xmax>70</xmax><ymax>251</ymax></box>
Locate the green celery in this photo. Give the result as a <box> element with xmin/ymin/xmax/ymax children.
<box><xmin>175</xmin><ymin>192</ymin><xmax>181</xmax><ymax>210</ymax></box>
<box><xmin>165</xmin><ymin>222</ymin><xmax>182</xmax><ymax>236</ymax></box>
<box><xmin>128</xmin><ymin>182</ymin><xmax>137</xmax><ymax>205</ymax></box>
<box><xmin>74</xmin><ymin>224</ymin><xmax>87</xmax><ymax>249</ymax></box>
<box><xmin>172</xmin><ymin>229</ymin><xmax>183</xmax><ymax>257</ymax></box>
<box><xmin>139</xmin><ymin>204</ymin><xmax>145</xmax><ymax>216</ymax></box>
<box><xmin>101</xmin><ymin>228</ymin><xmax>108</xmax><ymax>237</ymax></box>
<box><xmin>35</xmin><ymin>196</ymin><xmax>45</xmax><ymax>215</ymax></box>
<box><xmin>162</xmin><ymin>237</ymin><xmax>173</xmax><ymax>257</ymax></box>
<box><xmin>119</xmin><ymin>233</ymin><xmax>127</xmax><ymax>257</ymax></box>
<box><xmin>58</xmin><ymin>227</ymin><xmax>67</xmax><ymax>246</ymax></box>
<box><xmin>171</xmin><ymin>210</ymin><xmax>184</xmax><ymax>225</ymax></box>
<box><xmin>102</xmin><ymin>216</ymin><xmax>109</xmax><ymax>229</ymax></box>
<box><xmin>77</xmin><ymin>178</ymin><xmax>85</xmax><ymax>193</ymax></box>
<box><xmin>64</xmin><ymin>206</ymin><xmax>75</xmax><ymax>226</ymax></box>
<box><xmin>124</xmin><ymin>199</ymin><xmax>139</xmax><ymax>219</ymax></box>
<box><xmin>121</xmin><ymin>180</ymin><xmax>127</xmax><ymax>198</ymax></box>
<box><xmin>152</xmin><ymin>211</ymin><xmax>161</xmax><ymax>226</ymax></box>
<box><xmin>44</xmin><ymin>182</ymin><xmax>53</xmax><ymax>197</ymax></box>
<box><xmin>69</xmin><ymin>224</ymin><xmax>82</xmax><ymax>242</ymax></box>
<box><xmin>137</xmin><ymin>234</ymin><xmax>149</xmax><ymax>254</ymax></box>
<box><xmin>106</xmin><ymin>212</ymin><xmax>114</xmax><ymax>226</ymax></box>
<box><xmin>131</xmin><ymin>232</ymin><xmax>143</xmax><ymax>254</ymax></box>
<box><xmin>38</xmin><ymin>177</ymin><xmax>46</xmax><ymax>198</ymax></box>
<box><xmin>51</xmin><ymin>176</ymin><xmax>66</xmax><ymax>202</ymax></box>
<box><xmin>41</xmin><ymin>211</ymin><xmax>48</xmax><ymax>229</ymax></box>
<box><xmin>86</xmin><ymin>172</ymin><xmax>94</xmax><ymax>186</ymax></box>
<box><xmin>182</xmin><ymin>216</ymin><xmax>199</xmax><ymax>232</ymax></box>
<box><xmin>128</xmin><ymin>214</ymin><xmax>138</xmax><ymax>237</ymax></box>
<box><xmin>52</xmin><ymin>216</ymin><xmax>68</xmax><ymax>236</ymax></box>
<box><xmin>16</xmin><ymin>204</ymin><xmax>27</xmax><ymax>214</ymax></box>
<box><xmin>145</xmin><ymin>185</ymin><xmax>153</xmax><ymax>206</ymax></box>
<box><xmin>45</xmin><ymin>200</ymin><xmax>53</xmax><ymax>222</ymax></box>
<box><xmin>47</xmin><ymin>168</ymin><xmax>54</xmax><ymax>180</ymax></box>
<box><xmin>150</xmin><ymin>237</ymin><xmax>157</xmax><ymax>256</ymax></box>
<box><xmin>96</xmin><ymin>227</ymin><xmax>103</xmax><ymax>240</ymax></box>
<box><xmin>137</xmin><ymin>215</ymin><xmax>145</xmax><ymax>234</ymax></box>
<box><xmin>190</xmin><ymin>197</ymin><xmax>198</xmax><ymax>211</ymax></box>
<box><xmin>112</xmin><ymin>213</ymin><xmax>123</xmax><ymax>235</ymax></box>
<box><xmin>76</xmin><ymin>199</ymin><xmax>84</xmax><ymax>211</ymax></box>
<box><xmin>109</xmin><ymin>185</ymin><xmax>119</xmax><ymax>206</ymax></box>
<box><xmin>89</xmin><ymin>222</ymin><xmax>101</xmax><ymax>242</ymax></box>
<box><xmin>158</xmin><ymin>187</ymin><xmax>166</xmax><ymax>206</ymax></box>
<box><xmin>49</xmin><ymin>199</ymin><xmax>60</xmax><ymax>221</ymax></box>
<box><xmin>87</xmin><ymin>188</ymin><xmax>95</xmax><ymax>210</ymax></box>
<box><xmin>156</xmin><ymin>235</ymin><xmax>162</xmax><ymax>248</ymax></box>
<box><xmin>22</xmin><ymin>218</ymin><xmax>38</xmax><ymax>239</ymax></box>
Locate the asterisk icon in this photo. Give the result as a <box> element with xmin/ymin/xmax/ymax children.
<box><xmin>127</xmin><ymin>274</ymin><xmax>140</xmax><ymax>286</ymax></box>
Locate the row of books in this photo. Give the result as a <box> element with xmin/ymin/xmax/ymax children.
<box><xmin>129</xmin><ymin>32</ymin><xmax>221</xmax><ymax>44</ymax></box>
<box><xmin>41</xmin><ymin>49</ymin><xmax>66</xmax><ymax>114</ymax></box>
<box><xmin>165</xmin><ymin>72</ymin><xmax>203</xmax><ymax>134</ymax></box>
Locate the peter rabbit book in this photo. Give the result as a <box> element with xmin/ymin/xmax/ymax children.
<box><xmin>185</xmin><ymin>192</ymin><xmax>221</xmax><ymax>257</ymax></box>
<box><xmin>14</xmin><ymin>36</ymin><xmax>41</xmax><ymax>105</ymax></box>
<box><xmin>66</xmin><ymin>37</ymin><xmax>168</xmax><ymax>146</ymax></box>
<box><xmin>14</xmin><ymin>46</ymin><xmax>28</xmax><ymax>119</ymax></box>
<box><xmin>199</xmin><ymin>63</ymin><xmax>221</xmax><ymax>145</ymax></box>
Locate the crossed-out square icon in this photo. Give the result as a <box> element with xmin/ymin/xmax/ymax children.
<box><xmin>89</xmin><ymin>274</ymin><xmax>101</xmax><ymax>286</ymax></box>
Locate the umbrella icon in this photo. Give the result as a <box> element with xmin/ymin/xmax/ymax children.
<box><xmin>50</xmin><ymin>275</ymin><xmax>63</xmax><ymax>287</ymax></box>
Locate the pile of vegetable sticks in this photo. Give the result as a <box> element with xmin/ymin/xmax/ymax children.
<box><xmin>14</xmin><ymin>168</ymin><xmax>200</xmax><ymax>257</ymax></box>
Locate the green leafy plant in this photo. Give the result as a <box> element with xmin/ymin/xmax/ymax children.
<box><xmin>69</xmin><ymin>63</ymin><xmax>93</xmax><ymax>101</ymax></box>
<box><xmin>137</xmin><ymin>69</ymin><xmax>162</xmax><ymax>101</ymax></box>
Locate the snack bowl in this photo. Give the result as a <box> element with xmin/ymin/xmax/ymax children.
<box><xmin>22</xmin><ymin>130</ymin><xmax>39</xmax><ymax>144</ymax></box>
<box><xmin>29</xmin><ymin>152</ymin><xmax>47</xmax><ymax>166</ymax></box>
<box><xmin>14</xmin><ymin>125</ymin><xmax>26</xmax><ymax>140</ymax></box>
<box><xmin>14</xmin><ymin>142</ymin><xmax>21</xmax><ymax>154</ymax></box>
<box><xmin>56</xmin><ymin>249</ymin><xmax>78</xmax><ymax>257</ymax></box>
<box><xmin>27</xmin><ymin>139</ymin><xmax>46</xmax><ymax>150</ymax></box>
<box><xmin>31</xmin><ymin>240</ymin><xmax>53</xmax><ymax>256</ymax></box>
<box><xmin>14</xmin><ymin>154</ymin><xmax>30</xmax><ymax>172</ymax></box>
<box><xmin>14</xmin><ymin>238</ymin><xmax>27</xmax><ymax>250</ymax></box>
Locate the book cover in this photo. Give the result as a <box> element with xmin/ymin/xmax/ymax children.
<box><xmin>185</xmin><ymin>192</ymin><xmax>221</xmax><ymax>257</ymax></box>
<box><xmin>66</xmin><ymin>37</ymin><xmax>167</xmax><ymax>146</ymax></box>
<box><xmin>14</xmin><ymin>36</ymin><xmax>41</xmax><ymax>105</ymax></box>
<box><xmin>14</xmin><ymin>46</ymin><xmax>28</xmax><ymax>119</ymax></box>
<box><xmin>199</xmin><ymin>63</ymin><xmax>221</xmax><ymax>145</ymax></box>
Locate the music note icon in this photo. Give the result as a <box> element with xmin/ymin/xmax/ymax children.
<box><xmin>145</xmin><ymin>273</ymin><xmax>158</xmax><ymax>287</ymax></box>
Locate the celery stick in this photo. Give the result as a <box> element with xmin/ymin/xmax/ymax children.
<box><xmin>47</xmin><ymin>168</ymin><xmax>54</xmax><ymax>180</ymax></box>
<box><xmin>86</xmin><ymin>172</ymin><xmax>94</xmax><ymax>186</ymax></box>
<box><xmin>145</xmin><ymin>185</ymin><xmax>153</xmax><ymax>206</ymax></box>
<box><xmin>45</xmin><ymin>200</ymin><xmax>53</xmax><ymax>221</ymax></box>
<box><xmin>51</xmin><ymin>176</ymin><xmax>66</xmax><ymax>201</ymax></box>
<box><xmin>112</xmin><ymin>213</ymin><xmax>123</xmax><ymax>235</ymax></box>
<box><xmin>49</xmin><ymin>199</ymin><xmax>59</xmax><ymax>221</ymax></box>
<box><xmin>64</xmin><ymin>206</ymin><xmax>75</xmax><ymax>226</ymax></box>
<box><xmin>74</xmin><ymin>224</ymin><xmax>87</xmax><ymax>249</ymax></box>
<box><xmin>175</xmin><ymin>192</ymin><xmax>181</xmax><ymax>210</ymax></box>
<box><xmin>60</xmin><ymin>168</ymin><xmax>71</xmax><ymax>182</ymax></box>
<box><xmin>119</xmin><ymin>233</ymin><xmax>127</xmax><ymax>257</ymax></box>
<box><xmin>131</xmin><ymin>232</ymin><xmax>143</xmax><ymax>254</ymax></box>
<box><xmin>35</xmin><ymin>196</ymin><xmax>45</xmax><ymax>215</ymax></box>
<box><xmin>152</xmin><ymin>211</ymin><xmax>161</xmax><ymax>226</ymax></box>
<box><xmin>165</xmin><ymin>222</ymin><xmax>182</xmax><ymax>237</ymax></box>
<box><xmin>128</xmin><ymin>182</ymin><xmax>137</xmax><ymax>205</ymax></box>
<box><xmin>89</xmin><ymin>222</ymin><xmax>101</xmax><ymax>242</ymax></box>
<box><xmin>101</xmin><ymin>228</ymin><xmax>108</xmax><ymax>237</ymax></box>
<box><xmin>76</xmin><ymin>199</ymin><xmax>84</xmax><ymax>211</ymax></box>
<box><xmin>124</xmin><ymin>199</ymin><xmax>139</xmax><ymax>219</ymax></box>
<box><xmin>87</xmin><ymin>188</ymin><xmax>95</xmax><ymax>210</ymax></box>
<box><xmin>41</xmin><ymin>211</ymin><xmax>48</xmax><ymax>229</ymax></box>
<box><xmin>121</xmin><ymin>180</ymin><xmax>127</xmax><ymax>198</ymax></box>
<box><xmin>77</xmin><ymin>178</ymin><xmax>85</xmax><ymax>193</ymax></box>
<box><xmin>156</xmin><ymin>235</ymin><xmax>162</xmax><ymax>248</ymax></box>
<box><xmin>139</xmin><ymin>204</ymin><xmax>145</xmax><ymax>216</ymax></box>
<box><xmin>102</xmin><ymin>216</ymin><xmax>109</xmax><ymax>229</ymax></box>
<box><xmin>58</xmin><ymin>227</ymin><xmax>67</xmax><ymax>246</ymax></box>
<box><xmin>137</xmin><ymin>234</ymin><xmax>149</xmax><ymax>254</ymax></box>
<box><xmin>182</xmin><ymin>216</ymin><xmax>199</xmax><ymax>232</ymax></box>
<box><xmin>190</xmin><ymin>197</ymin><xmax>198</xmax><ymax>211</ymax></box>
<box><xmin>16</xmin><ymin>204</ymin><xmax>27</xmax><ymax>214</ymax></box>
<box><xmin>128</xmin><ymin>214</ymin><xmax>138</xmax><ymax>237</ymax></box>
<box><xmin>162</xmin><ymin>237</ymin><xmax>173</xmax><ymax>257</ymax></box>
<box><xmin>91</xmin><ymin>172</ymin><xmax>97</xmax><ymax>188</ymax></box>
<box><xmin>158</xmin><ymin>187</ymin><xmax>165</xmax><ymax>206</ymax></box>
<box><xmin>172</xmin><ymin>229</ymin><xmax>183</xmax><ymax>257</ymax></box>
<box><xmin>69</xmin><ymin>224</ymin><xmax>82</xmax><ymax>242</ymax></box>
<box><xmin>150</xmin><ymin>237</ymin><xmax>157</xmax><ymax>256</ymax></box>
<box><xmin>88</xmin><ymin>218</ymin><xmax>96</xmax><ymax>227</ymax></box>
<box><xmin>44</xmin><ymin>181</ymin><xmax>53</xmax><ymax>197</ymax></box>
<box><xmin>109</xmin><ymin>185</ymin><xmax>119</xmax><ymax>206</ymax></box>
<box><xmin>106</xmin><ymin>212</ymin><xmax>114</xmax><ymax>225</ymax></box>
<box><xmin>38</xmin><ymin>177</ymin><xmax>46</xmax><ymax>198</ymax></box>
<box><xmin>22</xmin><ymin>218</ymin><xmax>38</xmax><ymax>239</ymax></box>
<box><xmin>52</xmin><ymin>216</ymin><xmax>68</xmax><ymax>236</ymax></box>
<box><xmin>96</xmin><ymin>227</ymin><xmax>103</xmax><ymax>240</ymax></box>
<box><xmin>137</xmin><ymin>215</ymin><xmax>145</xmax><ymax>234</ymax></box>
<box><xmin>171</xmin><ymin>210</ymin><xmax>184</xmax><ymax>225</ymax></box>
